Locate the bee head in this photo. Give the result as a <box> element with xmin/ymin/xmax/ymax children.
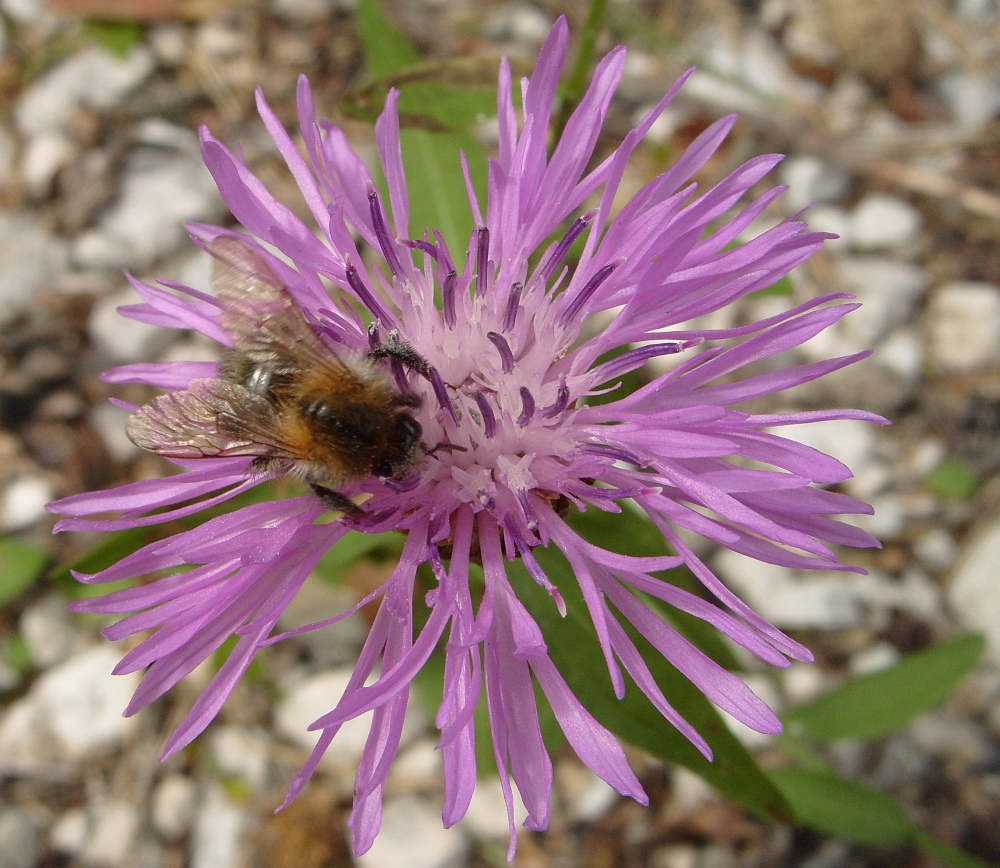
<box><xmin>374</xmin><ymin>413</ymin><xmax>424</xmax><ymax>479</ymax></box>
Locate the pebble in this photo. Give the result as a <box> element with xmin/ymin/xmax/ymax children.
<box><xmin>912</xmin><ymin>527</ymin><xmax>959</xmax><ymax>574</ymax></box>
<box><xmin>713</xmin><ymin>550</ymin><xmax>868</xmax><ymax>630</ymax></box>
<box><xmin>0</xmin><ymin>123</ymin><xmax>15</xmax><ymax>190</ymax></box>
<box><xmin>483</xmin><ymin>4</ymin><xmax>553</xmax><ymax>44</ymax></box>
<box><xmin>49</xmin><ymin>807</ymin><xmax>89</xmax><ymax>856</ymax></box>
<box><xmin>847</xmin><ymin>193</ymin><xmax>922</xmax><ymax>250</ymax></box>
<box><xmin>90</xmin><ymin>402</ymin><xmax>142</xmax><ymax>463</ymax></box>
<box><xmin>767</xmin><ymin>418</ymin><xmax>877</xmax><ymax>483</ymax></box>
<box><xmin>719</xmin><ymin>674</ymin><xmax>781</xmax><ymax>750</ymax></box>
<box><xmin>923</xmin><ymin>281</ymin><xmax>1000</xmax><ymax>372</ymax></box>
<box><xmin>936</xmin><ymin>71</ymin><xmax>1000</xmax><ymax>129</ymax></box>
<box><xmin>848</xmin><ymin>640</ymin><xmax>900</xmax><ymax>675</ymax></box>
<box><xmin>88</xmin><ymin>288</ymin><xmax>174</xmax><ymax>364</ymax></box>
<box><xmin>210</xmin><ymin>726</ymin><xmax>271</xmax><ymax>792</ymax></box>
<box><xmin>151</xmin><ymin>774</ymin><xmax>198</xmax><ymax>841</ymax></box>
<box><xmin>781</xmin><ymin>662</ymin><xmax>830</xmax><ymax>707</ymax></box>
<box><xmin>834</xmin><ymin>256</ymin><xmax>928</xmax><ymax>347</ymax></box>
<box><xmin>948</xmin><ymin>514</ymin><xmax>1000</xmax><ymax>663</ymax></box>
<box><xmin>14</xmin><ymin>46</ymin><xmax>155</xmax><ymax>138</ymax></box>
<box><xmin>804</xmin><ymin>205</ymin><xmax>851</xmax><ymax>252</ymax></box>
<box><xmin>873</xmin><ymin>328</ymin><xmax>922</xmax><ymax>387</ymax></box>
<box><xmin>0</xmin><ymin>645</ymin><xmax>139</xmax><ymax>774</ymax></box>
<box><xmin>556</xmin><ymin>759</ymin><xmax>619</xmax><ymax>823</ymax></box>
<box><xmin>356</xmin><ymin>796</ymin><xmax>468</xmax><ymax>868</ymax></box>
<box><xmin>779</xmin><ymin>155</ymin><xmax>850</xmax><ymax>212</ymax></box>
<box><xmin>272</xmin><ymin>0</ymin><xmax>345</xmax><ymax>22</ymax></box>
<box><xmin>81</xmin><ymin>801</ymin><xmax>141</xmax><ymax>868</ymax></box>
<box><xmin>20</xmin><ymin>594</ymin><xmax>76</xmax><ymax>668</ymax></box>
<box><xmin>0</xmin><ymin>212</ymin><xmax>69</xmax><ymax>317</ymax></box>
<box><xmin>21</xmin><ymin>129</ymin><xmax>75</xmax><ymax>199</ymax></box>
<box><xmin>0</xmin><ymin>808</ymin><xmax>42</xmax><ymax>868</ymax></box>
<box><xmin>1</xmin><ymin>475</ymin><xmax>54</xmax><ymax>531</ymax></box>
<box><xmin>1</xmin><ymin>0</ymin><xmax>44</xmax><ymax>24</ymax></box>
<box><xmin>460</xmin><ymin>776</ymin><xmax>527</xmax><ymax>840</ymax></box>
<box><xmin>189</xmin><ymin>785</ymin><xmax>248</xmax><ymax>868</ymax></box>
<box><xmin>73</xmin><ymin>149</ymin><xmax>221</xmax><ymax>270</ymax></box>
<box><xmin>273</xmin><ymin>668</ymin><xmax>375</xmax><ymax>768</ymax></box>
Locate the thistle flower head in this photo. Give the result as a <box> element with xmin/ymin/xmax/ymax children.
<box><xmin>50</xmin><ymin>18</ymin><xmax>884</xmax><ymax>859</ymax></box>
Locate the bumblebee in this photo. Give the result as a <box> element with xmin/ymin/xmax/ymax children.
<box><xmin>126</xmin><ymin>236</ymin><xmax>428</xmax><ymax>514</ymax></box>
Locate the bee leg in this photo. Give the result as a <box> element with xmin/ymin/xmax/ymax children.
<box><xmin>309</xmin><ymin>484</ymin><xmax>364</xmax><ymax>519</ymax></box>
<box><xmin>367</xmin><ymin>328</ymin><xmax>434</xmax><ymax>378</ymax></box>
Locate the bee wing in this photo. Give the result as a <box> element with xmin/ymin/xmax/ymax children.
<box><xmin>209</xmin><ymin>236</ymin><xmax>358</xmax><ymax>382</ymax></box>
<box><xmin>126</xmin><ymin>378</ymin><xmax>303</xmax><ymax>461</ymax></box>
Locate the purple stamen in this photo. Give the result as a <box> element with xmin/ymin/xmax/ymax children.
<box><xmin>402</xmin><ymin>238</ymin><xmax>439</xmax><ymax>260</ymax></box>
<box><xmin>558</xmin><ymin>258</ymin><xmax>623</xmax><ymax>326</ymax></box>
<box><xmin>517</xmin><ymin>387</ymin><xmax>535</xmax><ymax>426</ymax></box>
<box><xmin>367</xmin><ymin>187</ymin><xmax>404</xmax><ymax>277</ymax></box>
<box><xmin>538</xmin><ymin>210</ymin><xmax>595</xmax><ymax>283</ymax></box>
<box><xmin>593</xmin><ymin>340</ymin><xmax>695</xmax><ymax>382</ymax></box>
<box><xmin>582</xmin><ymin>442</ymin><xmax>650</xmax><ymax>468</ymax></box>
<box><xmin>429</xmin><ymin>367</ymin><xmax>458</xmax><ymax>426</ymax></box>
<box><xmin>474</xmin><ymin>391</ymin><xmax>497</xmax><ymax>438</ymax></box>
<box><xmin>540</xmin><ymin>380</ymin><xmax>570</xmax><ymax>419</ymax></box>
<box><xmin>474</xmin><ymin>226</ymin><xmax>490</xmax><ymax>297</ymax></box>
<box><xmin>442</xmin><ymin>270</ymin><xmax>457</xmax><ymax>328</ymax></box>
<box><xmin>346</xmin><ymin>264</ymin><xmax>393</xmax><ymax>324</ymax></box>
<box><xmin>487</xmin><ymin>332</ymin><xmax>515</xmax><ymax>374</ymax></box>
<box><xmin>503</xmin><ymin>282</ymin><xmax>522</xmax><ymax>331</ymax></box>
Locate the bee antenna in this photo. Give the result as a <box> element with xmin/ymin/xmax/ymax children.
<box><xmin>427</xmin><ymin>441</ymin><xmax>466</xmax><ymax>456</ymax></box>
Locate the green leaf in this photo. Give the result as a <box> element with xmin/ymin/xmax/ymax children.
<box><xmin>514</xmin><ymin>537</ymin><xmax>791</xmax><ymax>821</ymax></box>
<box><xmin>566</xmin><ymin>508</ymin><xmax>744</xmax><ymax>672</ymax></box>
<box><xmin>48</xmin><ymin>526</ymin><xmax>155</xmax><ymax>598</ymax></box>
<box><xmin>83</xmin><ymin>20</ymin><xmax>146</xmax><ymax>59</ymax></box>
<box><xmin>925</xmin><ymin>457</ymin><xmax>979</xmax><ymax>501</ymax></box>
<box><xmin>0</xmin><ymin>536</ymin><xmax>48</xmax><ymax>606</ymax></box>
<box><xmin>768</xmin><ymin>767</ymin><xmax>911</xmax><ymax>845</ymax></box>
<box><xmin>356</xmin><ymin>0</ymin><xmax>421</xmax><ymax>78</ymax></box>
<box><xmin>913</xmin><ymin>828</ymin><xmax>995</xmax><ymax>868</ymax></box>
<box><xmin>782</xmin><ymin>634</ymin><xmax>986</xmax><ymax>741</ymax></box>
<box><xmin>313</xmin><ymin>530</ymin><xmax>403</xmax><ymax>584</ymax></box>
<box><xmin>399</xmin><ymin>127</ymin><xmax>486</xmax><ymax>264</ymax></box>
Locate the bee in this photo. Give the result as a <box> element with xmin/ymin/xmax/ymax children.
<box><xmin>125</xmin><ymin>235</ymin><xmax>429</xmax><ymax>516</ymax></box>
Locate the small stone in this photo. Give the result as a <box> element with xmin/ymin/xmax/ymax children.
<box><xmin>190</xmin><ymin>785</ymin><xmax>248</xmax><ymax>868</ymax></box>
<box><xmin>782</xmin><ymin>663</ymin><xmax>830</xmax><ymax>707</ymax></box>
<box><xmin>848</xmin><ymin>641</ymin><xmax>900</xmax><ymax>676</ymax></box>
<box><xmin>937</xmin><ymin>72</ymin><xmax>1000</xmax><ymax>129</ymax></box>
<box><xmin>0</xmin><ymin>809</ymin><xmax>42</xmax><ymax>868</ymax></box>
<box><xmin>714</xmin><ymin>550</ymin><xmax>868</xmax><ymax>630</ymax></box>
<box><xmin>460</xmin><ymin>776</ymin><xmax>527</xmax><ymax>840</ymax></box>
<box><xmin>90</xmin><ymin>401</ymin><xmax>142</xmax><ymax>462</ymax></box>
<box><xmin>271</xmin><ymin>0</ymin><xmax>340</xmax><ymax>22</ymax></box>
<box><xmin>387</xmin><ymin>738</ymin><xmax>441</xmax><ymax>791</ymax></box>
<box><xmin>0</xmin><ymin>212</ymin><xmax>69</xmax><ymax>316</ymax></box>
<box><xmin>780</xmin><ymin>155</ymin><xmax>850</xmax><ymax>212</ymax></box>
<box><xmin>89</xmin><ymin>288</ymin><xmax>173</xmax><ymax>364</ymax></box>
<box><xmin>874</xmin><ymin>329</ymin><xmax>922</xmax><ymax>386</ymax></box>
<box><xmin>948</xmin><ymin>515</ymin><xmax>1000</xmax><ymax>663</ymax></box>
<box><xmin>274</xmin><ymin>668</ymin><xmax>373</xmax><ymax>767</ymax></box>
<box><xmin>847</xmin><ymin>193</ymin><xmax>922</xmax><ymax>250</ymax></box>
<box><xmin>912</xmin><ymin>527</ymin><xmax>958</xmax><ymax>574</ymax></box>
<box><xmin>769</xmin><ymin>418</ymin><xmax>877</xmax><ymax>482</ymax></box>
<box><xmin>151</xmin><ymin>774</ymin><xmax>197</xmax><ymax>841</ymax></box>
<box><xmin>73</xmin><ymin>149</ymin><xmax>221</xmax><ymax>270</ymax></box>
<box><xmin>805</xmin><ymin>205</ymin><xmax>851</xmax><ymax>252</ymax></box>
<box><xmin>1</xmin><ymin>475</ymin><xmax>54</xmax><ymax>531</ymax></box>
<box><xmin>14</xmin><ymin>46</ymin><xmax>155</xmax><ymax>137</ymax></box>
<box><xmin>924</xmin><ymin>281</ymin><xmax>1000</xmax><ymax>372</ymax></box>
<box><xmin>21</xmin><ymin>129</ymin><xmax>75</xmax><ymax>198</ymax></box>
<box><xmin>1</xmin><ymin>0</ymin><xmax>44</xmax><ymax>24</ymax></box>
<box><xmin>484</xmin><ymin>4</ymin><xmax>553</xmax><ymax>44</ymax></box>
<box><xmin>718</xmin><ymin>674</ymin><xmax>781</xmax><ymax>750</ymax></box>
<box><xmin>82</xmin><ymin>802</ymin><xmax>140</xmax><ymax>868</ymax></box>
<box><xmin>0</xmin><ymin>644</ymin><xmax>139</xmax><ymax>774</ymax></box>
<box><xmin>557</xmin><ymin>760</ymin><xmax>618</xmax><ymax>823</ymax></box>
<box><xmin>50</xmin><ymin>808</ymin><xmax>89</xmax><ymax>856</ymax></box>
<box><xmin>210</xmin><ymin>726</ymin><xmax>271</xmax><ymax>792</ymax></box>
<box><xmin>836</xmin><ymin>257</ymin><xmax>928</xmax><ymax>347</ymax></box>
<box><xmin>356</xmin><ymin>796</ymin><xmax>468</xmax><ymax>868</ymax></box>
<box><xmin>20</xmin><ymin>594</ymin><xmax>76</xmax><ymax>668</ymax></box>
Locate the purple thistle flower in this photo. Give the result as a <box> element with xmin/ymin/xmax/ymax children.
<box><xmin>49</xmin><ymin>17</ymin><xmax>885</xmax><ymax>859</ymax></box>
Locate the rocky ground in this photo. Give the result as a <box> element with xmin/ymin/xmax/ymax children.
<box><xmin>0</xmin><ymin>0</ymin><xmax>999</xmax><ymax>866</ymax></box>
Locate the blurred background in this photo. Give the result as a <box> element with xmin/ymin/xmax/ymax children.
<box><xmin>0</xmin><ymin>0</ymin><xmax>999</xmax><ymax>865</ymax></box>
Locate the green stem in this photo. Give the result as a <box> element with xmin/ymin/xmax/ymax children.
<box><xmin>555</xmin><ymin>0</ymin><xmax>610</xmax><ymax>138</ymax></box>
